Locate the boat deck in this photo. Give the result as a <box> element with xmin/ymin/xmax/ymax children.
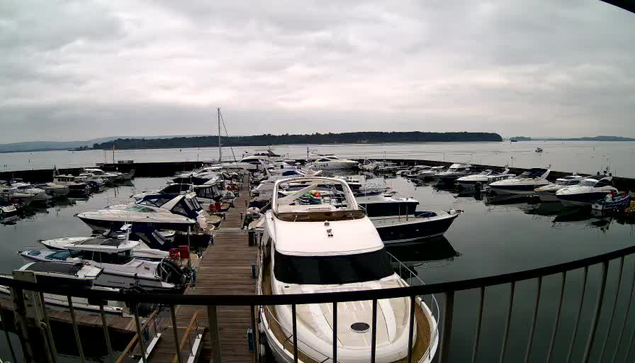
<box><xmin>149</xmin><ymin>175</ymin><xmax>257</xmax><ymax>363</ymax></box>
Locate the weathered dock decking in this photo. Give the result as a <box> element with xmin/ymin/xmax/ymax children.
<box><xmin>149</xmin><ymin>176</ymin><xmax>256</xmax><ymax>363</ymax></box>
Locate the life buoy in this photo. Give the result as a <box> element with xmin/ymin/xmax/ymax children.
<box><xmin>169</xmin><ymin>248</ymin><xmax>180</xmax><ymax>260</ymax></box>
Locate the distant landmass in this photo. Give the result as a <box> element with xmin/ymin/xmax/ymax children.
<box><xmin>508</xmin><ymin>136</ymin><xmax>635</xmax><ymax>142</ymax></box>
<box><xmin>89</xmin><ymin>132</ymin><xmax>503</xmax><ymax>150</ymax></box>
<box><xmin>0</xmin><ymin>137</ymin><xmax>120</xmax><ymax>153</ymax></box>
<box><xmin>547</xmin><ymin>136</ymin><xmax>635</xmax><ymax>141</ymax></box>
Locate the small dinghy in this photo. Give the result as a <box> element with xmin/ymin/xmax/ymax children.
<box><xmin>592</xmin><ymin>192</ymin><xmax>632</xmax><ymax>212</ymax></box>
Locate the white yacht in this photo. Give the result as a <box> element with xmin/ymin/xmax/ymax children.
<box><xmin>7</xmin><ymin>182</ymin><xmax>49</xmax><ymax>204</ymax></box>
<box><xmin>414</xmin><ymin>166</ymin><xmax>446</xmax><ymax>182</ymax></box>
<box><xmin>308</xmin><ymin>155</ymin><xmax>359</xmax><ymax>170</ymax></box>
<box><xmin>36</xmin><ymin>182</ymin><xmax>70</xmax><ymax>197</ymax></box>
<box><xmin>555</xmin><ymin>176</ymin><xmax>618</xmax><ymax>206</ymax></box>
<box><xmin>39</xmin><ymin>225</ymin><xmax>171</xmax><ymax>260</ymax></box>
<box><xmin>83</xmin><ymin>168</ymin><xmax>123</xmax><ymax>184</ymax></box>
<box><xmin>488</xmin><ymin>168</ymin><xmax>550</xmax><ymax>196</ymax></box>
<box><xmin>20</xmin><ymin>240</ymin><xmax>190</xmax><ymax>292</ymax></box>
<box><xmin>258</xmin><ymin>177</ymin><xmax>438</xmax><ymax>363</ymax></box>
<box><xmin>53</xmin><ymin>174</ymin><xmax>91</xmax><ymax>196</ymax></box>
<box><xmin>456</xmin><ymin>169</ymin><xmax>514</xmax><ymax>190</ymax></box>
<box><xmin>434</xmin><ymin>163</ymin><xmax>473</xmax><ymax>184</ymax></box>
<box><xmin>534</xmin><ymin>174</ymin><xmax>585</xmax><ymax>202</ymax></box>
<box><xmin>77</xmin><ymin>193</ymin><xmax>205</xmax><ymax>232</ymax></box>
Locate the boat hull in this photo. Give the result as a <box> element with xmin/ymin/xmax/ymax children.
<box><xmin>78</xmin><ymin>215</ymin><xmax>193</xmax><ymax>233</ymax></box>
<box><xmin>556</xmin><ymin>192</ymin><xmax>611</xmax><ymax>206</ymax></box>
<box><xmin>373</xmin><ymin>212</ymin><xmax>459</xmax><ymax>244</ymax></box>
<box><xmin>489</xmin><ymin>184</ymin><xmax>544</xmax><ymax>196</ymax></box>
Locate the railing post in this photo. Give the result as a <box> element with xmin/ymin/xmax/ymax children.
<box><xmin>407</xmin><ymin>295</ymin><xmax>416</xmax><ymax>363</ymax></box>
<box><xmin>371</xmin><ymin>299</ymin><xmax>378</xmax><ymax>363</ymax></box>
<box><xmin>566</xmin><ymin>266</ymin><xmax>589</xmax><ymax>363</ymax></box>
<box><xmin>582</xmin><ymin>261</ymin><xmax>609</xmax><ymax>363</ymax></box>
<box><xmin>0</xmin><ymin>303</ymin><xmax>18</xmax><ymax>363</ymax></box>
<box><xmin>333</xmin><ymin>301</ymin><xmax>338</xmax><ymax>363</ymax></box>
<box><xmin>599</xmin><ymin>257</ymin><xmax>624</xmax><ymax>362</ymax></box>
<box><xmin>171</xmin><ymin>305</ymin><xmax>183</xmax><ymax>363</ymax></box>
<box><xmin>440</xmin><ymin>291</ymin><xmax>455</xmax><ymax>363</ymax></box>
<box><xmin>612</xmin><ymin>259</ymin><xmax>635</xmax><ymax>363</ymax></box>
<box><xmin>207</xmin><ymin>305</ymin><xmax>222</xmax><ymax>363</ymax></box>
<box><xmin>546</xmin><ymin>272</ymin><xmax>567</xmax><ymax>363</ymax></box>
<box><xmin>524</xmin><ymin>277</ymin><xmax>542</xmax><ymax>363</ymax></box>
<box><xmin>499</xmin><ymin>281</ymin><xmax>515</xmax><ymax>363</ymax></box>
<box><xmin>471</xmin><ymin>287</ymin><xmax>485</xmax><ymax>363</ymax></box>
<box><xmin>133</xmin><ymin>303</ymin><xmax>148</xmax><ymax>363</ymax></box>
<box><xmin>11</xmin><ymin>287</ymin><xmax>35</xmax><ymax>362</ymax></box>
<box><xmin>37</xmin><ymin>292</ymin><xmax>57</xmax><ymax>363</ymax></box>
<box><xmin>292</xmin><ymin>304</ymin><xmax>298</xmax><ymax>363</ymax></box>
<box><xmin>98</xmin><ymin>302</ymin><xmax>114</xmax><ymax>362</ymax></box>
<box><xmin>67</xmin><ymin>296</ymin><xmax>86</xmax><ymax>363</ymax></box>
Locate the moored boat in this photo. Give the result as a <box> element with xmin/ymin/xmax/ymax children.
<box><xmin>488</xmin><ymin>168</ymin><xmax>550</xmax><ymax>196</ymax></box>
<box><xmin>372</xmin><ymin>210</ymin><xmax>460</xmax><ymax>244</ymax></box>
<box><xmin>257</xmin><ymin>177</ymin><xmax>439</xmax><ymax>363</ymax></box>
<box><xmin>555</xmin><ymin>176</ymin><xmax>618</xmax><ymax>207</ymax></box>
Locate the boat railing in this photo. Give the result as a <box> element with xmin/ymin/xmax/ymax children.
<box><xmin>5</xmin><ymin>242</ymin><xmax>635</xmax><ymax>362</ymax></box>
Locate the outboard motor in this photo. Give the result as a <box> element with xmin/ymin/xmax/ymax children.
<box><xmin>158</xmin><ymin>259</ymin><xmax>186</xmax><ymax>286</ymax></box>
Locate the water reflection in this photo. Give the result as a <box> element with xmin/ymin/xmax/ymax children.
<box><xmin>387</xmin><ymin>236</ymin><xmax>460</xmax><ymax>277</ymax></box>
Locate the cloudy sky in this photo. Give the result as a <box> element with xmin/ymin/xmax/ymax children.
<box><xmin>1</xmin><ymin>0</ymin><xmax>634</xmax><ymax>143</ymax></box>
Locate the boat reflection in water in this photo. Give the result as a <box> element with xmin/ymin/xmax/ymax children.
<box><xmin>522</xmin><ymin>203</ymin><xmax>616</xmax><ymax>232</ymax></box>
<box><xmin>386</xmin><ymin>236</ymin><xmax>460</xmax><ymax>279</ymax></box>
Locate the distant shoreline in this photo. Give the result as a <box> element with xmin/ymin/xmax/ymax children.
<box><xmin>87</xmin><ymin>131</ymin><xmax>503</xmax><ymax>151</ymax></box>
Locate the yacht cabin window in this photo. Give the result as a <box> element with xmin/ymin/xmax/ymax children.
<box><xmin>273</xmin><ymin>248</ymin><xmax>393</xmax><ymax>285</ymax></box>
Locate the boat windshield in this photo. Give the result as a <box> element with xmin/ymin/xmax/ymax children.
<box><xmin>274</xmin><ymin>248</ymin><xmax>393</xmax><ymax>285</ymax></box>
<box><xmin>519</xmin><ymin>168</ymin><xmax>547</xmax><ymax>178</ymax></box>
<box><xmin>125</xmin><ymin>205</ymin><xmax>157</xmax><ymax>213</ymax></box>
<box><xmin>579</xmin><ymin>179</ymin><xmax>598</xmax><ymax>187</ymax></box>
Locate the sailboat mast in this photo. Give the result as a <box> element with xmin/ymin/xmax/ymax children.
<box><xmin>217</xmin><ymin>108</ymin><xmax>222</xmax><ymax>162</ymax></box>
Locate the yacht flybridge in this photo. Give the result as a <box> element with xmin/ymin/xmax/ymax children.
<box><xmin>257</xmin><ymin>177</ymin><xmax>438</xmax><ymax>363</ymax></box>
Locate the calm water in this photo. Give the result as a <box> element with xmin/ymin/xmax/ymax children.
<box><xmin>3</xmin><ymin>141</ymin><xmax>635</xmax><ymax>177</ymax></box>
<box><xmin>1</xmin><ymin>175</ymin><xmax>634</xmax><ymax>361</ymax></box>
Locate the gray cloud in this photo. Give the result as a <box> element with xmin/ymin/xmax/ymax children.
<box><xmin>0</xmin><ymin>0</ymin><xmax>634</xmax><ymax>143</ymax></box>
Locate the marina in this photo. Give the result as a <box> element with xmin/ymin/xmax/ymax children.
<box><xmin>0</xmin><ymin>153</ymin><xmax>634</xmax><ymax>362</ymax></box>
<box><xmin>3</xmin><ymin>0</ymin><xmax>635</xmax><ymax>361</ymax></box>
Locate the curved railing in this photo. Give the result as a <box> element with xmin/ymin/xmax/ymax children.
<box><xmin>2</xmin><ymin>243</ymin><xmax>635</xmax><ymax>362</ymax></box>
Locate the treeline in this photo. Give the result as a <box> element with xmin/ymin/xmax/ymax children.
<box><xmin>90</xmin><ymin>131</ymin><xmax>503</xmax><ymax>150</ymax></box>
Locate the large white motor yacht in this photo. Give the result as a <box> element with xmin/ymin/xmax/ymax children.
<box><xmin>534</xmin><ymin>174</ymin><xmax>584</xmax><ymax>202</ymax></box>
<box><xmin>555</xmin><ymin>176</ymin><xmax>618</xmax><ymax>206</ymax></box>
<box><xmin>308</xmin><ymin>155</ymin><xmax>359</xmax><ymax>170</ymax></box>
<box><xmin>258</xmin><ymin>177</ymin><xmax>438</xmax><ymax>363</ymax></box>
<box><xmin>488</xmin><ymin>168</ymin><xmax>550</xmax><ymax>196</ymax></box>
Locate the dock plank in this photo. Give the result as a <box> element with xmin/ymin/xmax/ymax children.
<box><xmin>149</xmin><ymin>175</ymin><xmax>256</xmax><ymax>363</ymax></box>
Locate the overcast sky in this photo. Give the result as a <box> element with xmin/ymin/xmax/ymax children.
<box><xmin>1</xmin><ymin>0</ymin><xmax>633</xmax><ymax>143</ymax></box>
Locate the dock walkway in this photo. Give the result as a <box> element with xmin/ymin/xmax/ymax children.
<box><xmin>149</xmin><ymin>176</ymin><xmax>256</xmax><ymax>363</ymax></box>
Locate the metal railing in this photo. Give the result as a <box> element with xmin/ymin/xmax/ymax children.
<box><xmin>3</xmin><ymin>243</ymin><xmax>635</xmax><ymax>362</ymax></box>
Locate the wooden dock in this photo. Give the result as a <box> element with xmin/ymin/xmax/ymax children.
<box><xmin>149</xmin><ymin>176</ymin><xmax>257</xmax><ymax>363</ymax></box>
